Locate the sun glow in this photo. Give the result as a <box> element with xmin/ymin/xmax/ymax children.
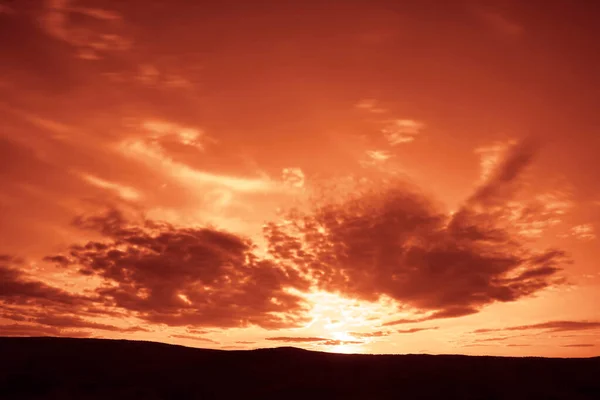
<box><xmin>288</xmin><ymin>289</ymin><xmax>399</xmax><ymax>353</ymax></box>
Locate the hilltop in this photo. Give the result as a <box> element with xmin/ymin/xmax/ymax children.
<box><xmin>1</xmin><ymin>337</ymin><xmax>599</xmax><ymax>399</ymax></box>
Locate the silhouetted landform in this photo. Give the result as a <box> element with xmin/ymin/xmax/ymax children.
<box><xmin>1</xmin><ymin>337</ymin><xmax>599</xmax><ymax>399</ymax></box>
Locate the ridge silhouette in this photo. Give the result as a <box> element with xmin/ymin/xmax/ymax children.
<box><xmin>1</xmin><ymin>337</ymin><xmax>599</xmax><ymax>399</ymax></box>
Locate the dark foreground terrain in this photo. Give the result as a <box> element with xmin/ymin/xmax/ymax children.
<box><xmin>1</xmin><ymin>337</ymin><xmax>599</xmax><ymax>399</ymax></box>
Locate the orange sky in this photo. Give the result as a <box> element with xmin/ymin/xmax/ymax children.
<box><xmin>1</xmin><ymin>0</ymin><xmax>599</xmax><ymax>357</ymax></box>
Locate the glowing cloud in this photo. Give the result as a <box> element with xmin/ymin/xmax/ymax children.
<box><xmin>382</xmin><ymin>119</ymin><xmax>424</xmax><ymax>145</ymax></box>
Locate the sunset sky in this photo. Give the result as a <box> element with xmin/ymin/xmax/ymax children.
<box><xmin>1</xmin><ymin>0</ymin><xmax>599</xmax><ymax>357</ymax></box>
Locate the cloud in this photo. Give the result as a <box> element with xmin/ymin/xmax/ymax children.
<box><xmin>397</xmin><ymin>327</ymin><xmax>439</xmax><ymax>334</ymax></box>
<box><xmin>266</xmin><ymin>337</ymin><xmax>329</xmax><ymax>343</ymax></box>
<box><xmin>381</xmin><ymin>119</ymin><xmax>424</xmax><ymax>145</ymax></box>
<box><xmin>452</xmin><ymin>139</ymin><xmax>574</xmax><ymax>240</ymax></box>
<box><xmin>119</xmin><ymin>137</ymin><xmax>276</xmax><ymax>193</ymax></box>
<box><xmin>472</xmin><ymin>336</ymin><xmax>512</xmax><ymax>343</ymax></box>
<box><xmin>40</xmin><ymin>0</ymin><xmax>131</xmax><ymax>60</ymax></box>
<box><xmin>568</xmin><ymin>224</ymin><xmax>596</xmax><ymax>241</ymax></box>
<box><xmin>473</xmin><ymin>320</ymin><xmax>600</xmax><ymax>334</ymax></box>
<box><xmin>465</xmin><ymin>136</ymin><xmax>539</xmax><ymax>207</ymax></box>
<box><xmin>169</xmin><ymin>334</ymin><xmax>218</xmax><ymax>343</ymax></box>
<box><xmin>282</xmin><ymin>168</ymin><xmax>305</xmax><ymax>188</ymax></box>
<box><xmin>474</xmin><ymin>140</ymin><xmax>516</xmax><ymax>182</ymax></box>
<box><xmin>142</xmin><ymin>119</ymin><xmax>207</xmax><ymax>150</ymax></box>
<box><xmin>78</xmin><ymin>173</ymin><xmax>141</xmax><ymax>201</ymax></box>
<box><xmin>366</xmin><ymin>150</ymin><xmax>392</xmax><ymax>163</ymax></box>
<box><xmin>561</xmin><ymin>344</ymin><xmax>596</xmax><ymax>348</ymax></box>
<box><xmin>320</xmin><ymin>339</ymin><xmax>362</xmax><ymax>346</ymax></box>
<box><xmin>0</xmin><ymin>3</ymin><xmax>15</xmax><ymax>15</ymax></box>
<box><xmin>0</xmin><ymin>323</ymin><xmax>90</xmax><ymax>338</ymax></box>
<box><xmin>266</xmin><ymin>336</ymin><xmax>363</xmax><ymax>346</ymax></box>
<box><xmin>0</xmin><ymin>254</ymin><xmax>148</xmax><ymax>334</ymax></box>
<box><xmin>383</xmin><ymin>307</ymin><xmax>479</xmax><ymax>326</ymax></box>
<box><xmin>474</xmin><ymin>8</ymin><xmax>523</xmax><ymax>38</ymax></box>
<box><xmin>266</xmin><ymin>138</ymin><xmax>566</xmax><ymax>322</ymax></box>
<box><xmin>45</xmin><ymin>208</ymin><xmax>312</xmax><ymax>329</ymax></box>
<box><xmin>348</xmin><ymin>330</ymin><xmax>391</xmax><ymax>338</ymax></box>
<box><xmin>355</xmin><ymin>99</ymin><xmax>387</xmax><ymax>114</ymax></box>
<box><xmin>0</xmin><ymin>256</ymin><xmax>89</xmax><ymax>307</ymax></box>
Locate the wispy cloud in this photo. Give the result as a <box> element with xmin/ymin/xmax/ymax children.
<box><xmin>266</xmin><ymin>337</ymin><xmax>329</xmax><ymax>343</ymax></box>
<box><xmin>40</xmin><ymin>0</ymin><xmax>131</xmax><ymax>60</ymax></box>
<box><xmin>119</xmin><ymin>138</ymin><xmax>276</xmax><ymax>193</ymax></box>
<box><xmin>78</xmin><ymin>173</ymin><xmax>141</xmax><ymax>201</ymax></box>
<box><xmin>473</xmin><ymin>320</ymin><xmax>600</xmax><ymax>334</ymax></box>
<box><xmin>355</xmin><ymin>99</ymin><xmax>387</xmax><ymax>114</ymax></box>
<box><xmin>382</xmin><ymin>119</ymin><xmax>424</xmax><ymax>145</ymax></box>
<box><xmin>397</xmin><ymin>327</ymin><xmax>439</xmax><ymax>334</ymax></box>
<box><xmin>169</xmin><ymin>334</ymin><xmax>218</xmax><ymax>343</ymax></box>
<box><xmin>472</xmin><ymin>6</ymin><xmax>523</xmax><ymax>38</ymax></box>
<box><xmin>282</xmin><ymin>168</ymin><xmax>305</xmax><ymax>188</ymax></box>
<box><xmin>567</xmin><ymin>224</ymin><xmax>596</xmax><ymax>241</ymax></box>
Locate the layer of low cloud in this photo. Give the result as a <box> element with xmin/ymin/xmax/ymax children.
<box><xmin>397</xmin><ymin>327</ymin><xmax>439</xmax><ymax>334</ymax></box>
<box><xmin>0</xmin><ymin>254</ymin><xmax>145</xmax><ymax>335</ymax></box>
<box><xmin>266</xmin><ymin>336</ymin><xmax>362</xmax><ymax>346</ymax></box>
<box><xmin>473</xmin><ymin>320</ymin><xmax>600</xmax><ymax>334</ymax></box>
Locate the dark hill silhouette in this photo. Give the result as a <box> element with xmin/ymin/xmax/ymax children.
<box><xmin>1</xmin><ymin>337</ymin><xmax>599</xmax><ymax>399</ymax></box>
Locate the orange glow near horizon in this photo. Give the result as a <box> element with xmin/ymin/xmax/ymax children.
<box><xmin>1</xmin><ymin>0</ymin><xmax>599</xmax><ymax>358</ymax></box>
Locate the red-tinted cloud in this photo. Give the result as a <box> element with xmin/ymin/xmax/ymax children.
<box><xmin>397</xmin><ymin>327</ymin><xmax>439</xmax><ymax>334</ymax></box>
<box><xmin>0</xmin><ymin>255</ymin><xmax>90</xmax><ymax>307</ymax></box>
<box><xmin>169</xmin><ymin>334</ymin><xmax>218</xmax><ymax>343</ymax></box>
<box><xmin>265</xmin><ymin>337</ymin><xmax>362</xmax><ymax>346</ymax></box>
<box><xmin>473</xmin><ymin>320</ymin><xmax>600</xmax><ymax>334</ymax></box>
<box><xmin>383</xmin><ymin>307</ymin><xmax>479</xmax><ymax>326</ymax></box>
<box><xmin>0</xmin><ymin>323</ymin><xmax>90</xmax><ymax>338</ymax></box>
<box><xmin>45</xmin><ymin>208</ymin><xmax>312</xmax><ymax>329</ymax></box>
<box><xmin>266</xmin><ymin>337</ymin><xmax>328</xmax><ymax>343</ymax></box>
<box><xmin>265</xmin><ymin>140</ymin><xmax>566</xmax><ymax>321</ymax></box>
<box><xmin>1</xmin><ymin>254</ymin><xmax>147</xmax><ymax>334</ymax></box>
<box><xmin>349</xmin><ymin>330</ymin><xmax>391</xmax><ymax>338</ymax></box>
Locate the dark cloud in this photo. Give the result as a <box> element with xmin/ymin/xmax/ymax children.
<box><xmin>0</xmin><ymin>257</ymin><xmax>90</xmax><ymax>307</ymax></box>
<box><xmin>464</xmin><ymin>136</ymin><xmax>540</xmax><ymax>207</ymax></box>
<box><xmin>397</xmin><ymin>327</ymin><xmax>439</xmax><ymax>334</ymax></box>
<box><xmin>473</xmin><ymin>336</ymin><xmax>511</xmax><ymax>343</ymax></box>
<box><xmin>473</xmin><ymin>320</ymin><xmax>600</xmax><ymax>334</ymax></box>
<box><xmin>0</xmin><ymin>323</ymin><xmax>90</xmax><ymax>338</ymax></box>
<box><xmin>26</xmin><ymin>139</ymin><xmax>568</xmax><ymax>333</ymax></box>
<box><xmin>383</xmin><ymin>307</ymin><xmax>478</xmax><ymax>326</ymax></box>
<box><xmin>0</xmin><ymin>254</ymin><xmax>147</xmax><ymax>334</ymax></box>
<box><xmin>45</xmin><ymin>208</ymin><xmax>312</xmax><ymax>329</ymax></box>
<box><xmin>32</xmin><ymin>314</ymin><xmax>147</xmax><ymax>333</ymax></box>
<box><xmin>561</xmin><ymin>344</ymin><xmax>596</xmax><ymax>348</ymax></box>
<box><xmin>265</xmin><ymin>139</ymin><xmax>566</xmax><ymax>323</ymax></box>
<box><xmin>0</xmin><ymin>4</ymin><xmax>81</xmax><ymax>94</ymax></box>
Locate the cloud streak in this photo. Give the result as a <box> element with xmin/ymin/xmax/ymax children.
<box><xmin>473</xmin><ymin>320</ymin><xmax>600</xmax><ymax>334</ymax></box>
